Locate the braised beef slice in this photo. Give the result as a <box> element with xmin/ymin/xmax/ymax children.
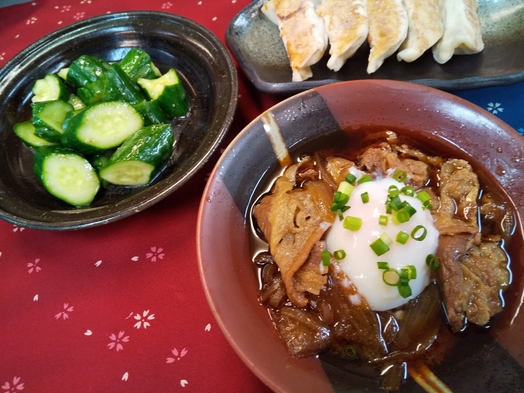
<box><xmin>434</xmin><ymin>159</ymin><xmax>509</xmax><ymax>332</ymax></box>
<box><xmin>253</xmin><ymin>160</ymin><xmax>335</xmax><ymax>308</ymax></box>
<box><xmin>358</xmin><ymin>142</ymin><xmax>429</xmax><ymax>187</ymax></box>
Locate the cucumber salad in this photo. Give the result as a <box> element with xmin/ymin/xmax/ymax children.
<box><xmin>13</xmin><ymin>49</ymin><xmax>189</xmax><ymax>207</ymax></box>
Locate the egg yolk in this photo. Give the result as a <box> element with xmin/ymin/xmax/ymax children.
<box><xmin>325</xmin><ymin>176</ymin><xmax>439</xmax><ymax>311</ymax></box>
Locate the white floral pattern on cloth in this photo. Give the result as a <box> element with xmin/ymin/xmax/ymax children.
<box><xmin>133</xmin><ymin>310</ymin><xmax>155</xmax><ymax>329</ymax></box>
<box><xmin>107</xmin><ymin>331</ymin><xmax>130</xmax><ymax>351</ymax></box>
<box><xmin>166</xmin><ymin>347</ymin><xmax>188</xmax><ymax>363</ymax></box>
<box><xmin>27</xmin><ymin>258</ymin><xmax>41</xmax><ymax>274</ymax></box>
<box><xmin>487</xmin><ymin>102</ymin><xmax>504</xmax><ymax>115</ymax></box>
<box><xmin>55</xmin><ymin>303</ymin><xmax>74</xmax><ymax>320</ymax></box>
<box><xmin>146</xmin><ymin>246</ymin><xmax>164</xmax><ymax>262</ymax></box>
<box><xmin>1</xmin><ymin>376</ymin><xmax>24</xmax><ymax>392</ymax></box>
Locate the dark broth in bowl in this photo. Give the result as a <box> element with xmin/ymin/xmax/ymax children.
<box><xmin>249</xmin><ymin>128</ymin><xmax>515</xmax><ymax>391</ymax></box>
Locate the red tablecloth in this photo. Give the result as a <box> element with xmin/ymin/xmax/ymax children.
<box><xmin>0</xmin><ymin>0</ymin><xmax>278</xmax><ymax>391</ymax></box>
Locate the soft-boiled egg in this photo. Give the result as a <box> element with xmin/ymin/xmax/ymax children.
<box><xmin>325</xmin><ymin>173</ymin><xmax>439</xmax><ymax>311</ymax></box>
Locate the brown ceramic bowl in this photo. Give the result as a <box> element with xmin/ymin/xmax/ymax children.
<box><xmin>197</xmin><ymin>80</ymin><xmax>524</xmax><ymax>392</ymax></box>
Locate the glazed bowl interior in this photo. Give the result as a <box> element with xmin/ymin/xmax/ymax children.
<box><xmin>0</xmin><ymin>11</ymin><xmax>237</xmax><ymax>230</ymax></box>
<box><xmin>198</xmin><ymin>80</ymin><xmax>524</xmax><ymax>392</ymax></box>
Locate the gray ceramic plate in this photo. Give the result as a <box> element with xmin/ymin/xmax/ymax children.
<box><xmin>226</xmin><ymin>0</ymin><xmax>524</xmax><ymax>95</ymax></box>
<box><xmin>0</xmin><ymin>11</ymin><xmax>238</xmax><ymax>230</ymax></box>
<box><xmin>198</xmin><ymin>80</ymin><xmax>524</xmax><ymax>392</ymax></box>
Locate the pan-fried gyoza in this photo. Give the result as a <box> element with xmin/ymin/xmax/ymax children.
<box><xmin>261</xmin><ymin>0</ymin><xmax>483</xmax><ymax>80</ymax></box>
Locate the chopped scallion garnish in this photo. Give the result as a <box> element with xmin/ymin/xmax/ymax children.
<box><xmin>377</xmin><ymin>261</ymin><xmax>389</xmax><ymax>270</ymax></box>
<box><xmin>321</xmin><ymin>250</ymin><xmax>331</xmax><ymax>267</ymax></box>
<box><xmin>334</xmin><ymin>249</ymin><xmax>346</xmax><ymax>260</ymax></box>
<box><xmin>396</xmin><ymin>231</ymin><xmax>409</xmax><ymax>244</ymax></box>
<box><xmin>345</xmin><ymin>173</ymin><xmax>357</xmax><ymax>184</ymax></box>
<box><xmin>380</xmin><ymin>232</ymin><xmax>393</xmax><ymax>246</ymax></box>
<box><xmin>392</xmin><ymin>169</ymin><xmax>408</xmax><ymax>183</ymax></box>
<box><xmin>370</xmin><ymin>237</ymin><xmax>390</xmax><ymax>256</ymax></box>
<box><xmin>343</xmin><ymin>216</ymin><xmax>362</xmax><ymax>231</ymax></box>
<box><xmin>426</xmin><ymin>254</ymin><xmax>439</xmax><ymax>270</ymax></box>
<box><xmin>379</xmin><ymin>215</ymin><xmax>388</xmax><ymax>226</ymax></box>
<box><xmin>388</xmin><ymin>185</ymin><xmax>399</xmax><ymax>197</ymax></box>
<box><xmin>416</xmin><ymin>190</ymin><xmax>432</xmax><ymax>204</ymax></box>
<box><xmin>357</xmin><ymin>174</ymin><xmax>372</xmax><ymax>184</ymax></box>
<box><xmin>411</xmin><ymin>225</ymin><xmax>427</xmax><ymax>241</ymax></box>
<box><xmin>405</xmin><ymin>265</ymin><xmax>417</xmax><ymax>279</ymax></box>
<box><xmin>398</xmin><ymin>284</ymin><xmax>412</xmax><ymax>298</ymax></box>
<box><xmin>383</xmin><ymin>269</ymin><xmax>400</xmax><ymax>286</ymax></box>
<box><xmin>400</xmin><ymin>185</ymin><xmax>415</xmax><ymax>196</ymax></box>
<box><xmin>337</xmin><ymin>181</ymin><xmax>354</xmax><ymax>196</ymax></box>
<box><xmin>361</xmin><ymin>192</ymin><xmax>369</xmax><ymax>204</ymax></box>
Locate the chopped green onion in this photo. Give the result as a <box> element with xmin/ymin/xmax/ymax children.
<box><xmin>426</xmin><ymin>254</ymin><xmax>440</xmax><ymax>270</ymax></box>
<box><xmin>399</xmin><ymin>268</ymin><xmax>410</xmax><ymax>285</ymax></box>
<box><xmin>400</xmin><ymin>185</ymin><xmax>415</xmax><ymax>196</ymax></box>
<box><xmin>370</xmin><ymin>237</ymin><xmax>390</xmax><ymax>256</ymax></box>
<box><xmin>343</xmin><ymin>216</ymin><xmax>363</xmax><ymax>231</ymax></box>
<box><xmin>388</xmin><ymin>195</ymin><xmax>404</xmax><ymax>211</ymax></box>
<box><xmin>424</xmin><ymin>202</ymin><xmax>434</xmax><ymax>211</ymax></box>
<box><xmin>357</xmin><ymin>174</ymin><xmax>372</xmax><ymax>184</ymax></box>
<box><xmin>379</xmin><ymin>215</ymin><xmax>389</xmax><ymax>226</ymax></box>
<box><xmin>380</xmin><ymin>232</ymin><xmax>393</xmax><ymax>246</ymax></box>
<box><xmin>394</xmin><ymin>209</ymin><xmax>411</xmax><ymax>223</ymax></box>
<box><xmin>345</xmin><ymin>173</ymin><xmax>357</xmax><ymax>184</ymax></box>
<box><xmin>333</xmin><ymin>249</ymin><xmax>346</xmax><ymax>260</ymax></box>
<box><xmin>396</xmin><ymin>231</ymin><xmax>409</xmax><ymax>244</ymax></box>
<box><xmin>342</xmin><ymin>344</ymin><xmax>359</xmax><ymax>360</ymax></box>
<box><xmin>392</xmin><ymin>169</ymin><xmax>408</xmax><ymax>183</ymax></box>
<box><xmin>321</xmin><ymin>250</ymin><xmax>331</xmax><ymax>266</ymax></box>
<box><xmin>405</xmin><ymin>265</ymin><xmax>417</xmax><ymax>279</ymax></box>
<box><xmin>388</xmin><ymin>185</ymin><xmax>399</xmax><ymax>197</ymax></box>
<box><xmin>416</xmin><ymin>190</ymin><xmax>432</xmax><ymax>204</ymax></box>
<box><xmin>402</xmin><ymin>201</ymin><xmax>417</xmax><ymax>217</ymax></box>
<box><xmin>377</xmin><ymin>261</ymin><xmax>390</xmax><ymax>270</ymax></box>
<box><xmin>411</xmin><ymin>225</ymin><xmax>427</xmax><ymax>241</ymax></box>
<box><xmin>383</xmin><ymin>269</ymin><xmax>400</xmax><ymax>286</ymax></box>
<box><xmin>337</xmin><ymin>181</ymin><xmax>354</xmax><ymax>197</ymax></box>
<box><xmin>361</xmin><ymin>192</ymin><xmax>369</xmax><ymax>204</ymax></box>
<box><xmin>398</xmin><ymin>284</ymin><xmax>412</xmax><ymax>298</ymax></box>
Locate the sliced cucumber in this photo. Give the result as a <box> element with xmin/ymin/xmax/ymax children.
<box><xmin>67</xmin><ymin>94</ymin><xmax>86</xmax><ymax>110</ymax></box>
<box><xmin>31</xmin><ymin>100</ymin><xmax>74</xmax><ymax>143</ymax></box>
<box><xmin>137</xmin><ymin>68</ymin><xmax>189</xmax><ymax>119</ymax></box>
<box><xmin>133</xmin><ymin>100</ymin><xmax>167</xmax><ymax>125</ymax></box>
<box><xmin>31</xmin><ymin>74</ymin><xmax>71</xmax><ymax>103</ymax></box>
<box><xmin>100</xmin><ymin>124</ymin><xmax>173</xmax><ymax>186</ymax></box>
<box><xmin>118</xmin><ymin>48</ymin><xmax>161</xmax><ymax>81</ymax></box>
<box><xmin>61</xmin><ymin>101</ymin><xmax>144</xmax><ymax>154</ymax></box>
<box><xmin>33</xmin><ymin>147</ymin><xmax>100</xmax><ymax>206</ymax></box>
<box><xmin>66</xmin><ymin>55</ymin><xmax>110</xmax><ymax>87</ymax></box>
<box><xmin>13</xmin><ymin>121</ymin><xmax>56</xmax><ymax>148</ymax></box>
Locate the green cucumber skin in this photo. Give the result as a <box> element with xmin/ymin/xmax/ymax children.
<box><xmin>13</xmin><ymin>121</ymin><xmax>56</xmax><ymax>148</ymax></box>
<box><xmin>133</xmin><ymin>100</ymin><xmax>167</xmax><ymax>126</ymax></box>
<box><xmin>31</xmin><ymin>100</ymin><xmax>74</xmax><ymax>143</ymax></box>
<box><xmin>138</xmin><ymin>69</ymin><xmax>189</xmax><ymax>119</ymax></box>
<box><xmin>104</xmin><ymin>124</ymin><xmax>174</xmax><ymax>170</ymax></box>
<box><xmin>118</xmin><ymin>49</ymin><xmax>161</xmax><ymax>81</ymax></box>
<box><xmin>77</xmin><ymin>64</ymin><xmax>146</xmax><ymax>106</ymax></box>
<box><xmin>156</xmin><ymin>83</ymin><xmax>189</xmax><ymax>119</ymax></box>
<box><xmin>61</xmin><ymin>101</ymin><xmax>144</xmax><ymax>155</ymax></box>
<box><xmin>66</xmin><ymin>55</ymin><xmax>110</xmax><ymax>87</ymax></box>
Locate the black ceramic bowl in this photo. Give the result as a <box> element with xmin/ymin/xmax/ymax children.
<box><xmin>0</xmin><ymin>11</ymin><xmax>238</xmax><ymax>230</ymax></box>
